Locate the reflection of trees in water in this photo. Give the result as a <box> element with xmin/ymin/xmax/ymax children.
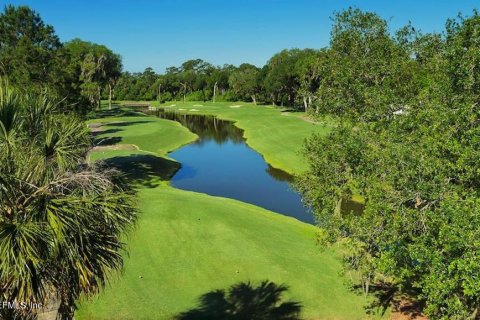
<box><xmin>156</xmin><ymin>110</ymin><xmax>244</xmax><ymax>144</ymax></box>
<box><xmin>175</xmin><ymin>280</ymin><xmax>302</xmax><ymax>320</ymax></box>
<box><xmin>266</xmin><ymin>165</ymin><xmax>293</xmax><ymax>182</ymax></box>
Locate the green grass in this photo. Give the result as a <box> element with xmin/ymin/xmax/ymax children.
<box><xmin>76</xmin><ymin>107</ymin><xmax>376</xmax><ymax>319</ymax></box>
<box><xmin>149</xmin><ymin>101</ymin><xmax>331</xmax><ymax>174</ymax></box>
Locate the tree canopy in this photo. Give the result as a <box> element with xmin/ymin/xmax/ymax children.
<box><xmin>296</xmin><ymin>9</ymin><xmax>480</xmax><ymax>319</ymax></box>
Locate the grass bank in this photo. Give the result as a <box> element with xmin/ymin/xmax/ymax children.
<box><xmin>76</xmin><ymin>107</ymin><xmax>375</xmax><ymax>319</ymax></box>
<box><xmin>148</xmin><ymin>101</ymin><xmax>332</xmax><ymax>174</ymax></box>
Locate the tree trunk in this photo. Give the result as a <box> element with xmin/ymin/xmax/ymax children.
<box><xmin>37</xmin><ymin>294</ymin><xmax>61</xmax><ymax>320</ymax></box>
<box><xmin>335</xmin><ymin>198</ymin><xmax>343</xmax><ymax>215</ymax></box>
<box><xmin>363</xmin><ymin>278</ymin><xmax>370</xmax><ymax>297</ymax></box>
<box><xmin>251</xmin><ymin>94</ymin><xmax>257</xmax><ymax>105</ymax></box>
<box><xmin>108</xmin><ymin>83</ymin><xmax>113</xmax><ymax>110</ymax></box>
<box><xmin>303</xmin><ymin>96</ymin><xmax>307</xmax><ymax>111</ymax></box>
<box><xmin>157</xmin><ymin>84</ymin><xmax>162</xmax><ymax>102</ymax></box>
<box><xmin>213</xmin><ymin>81</ymin><xmax>218</xmax><ymax>103</ymax></box>
<box><xmin>56</xmin><ymin>290</ymin><xmax>75</xmax><ymax>320</ymax></box>
<box><xmin>97</xmin><ymin>86</ymin><xmax>102</xmax><ymax>110</ymax></box>
<box><xmin>182</xmin><ymin>83</ymin><xmax>187</xmax><ymax>103</ymax></box>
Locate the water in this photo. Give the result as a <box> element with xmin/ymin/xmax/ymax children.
<box><xmin>156</xmin><ymin>110</ymin><xmax>314</xmax><ymax>224</ymax></box>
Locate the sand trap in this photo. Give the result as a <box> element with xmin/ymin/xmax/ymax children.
<box><xmin>189</xmin><ymin>109</ymin><xmax>199</xmax><ymax>111</ymax></box>
<box><xmin>169</xmin><ymin>104</ymin><xmax>176</xmax><ymax>107</ymax></box>
<box><xmin>88</xmin><ymin>123</ymin><xmax>104</xmax><ymax>132</ymax></box>
<box><xmin>193</xmin><ymin>104</ymin><xmax>203</xmax><ymax>107</ymax></box>
<box><xmin>229</xmin><ymin>105</ymin><xmax>242</xmax><ymax>108</ymax></box>
<box><xmin>178</xmin><ymin>108</ymin><xmax>186</xmax><ymax>110</ymax></box>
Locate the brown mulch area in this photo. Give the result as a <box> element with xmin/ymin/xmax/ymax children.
<box><xmin>390</xmin><ymin>298</ymin><xmax>428</xmax><ymax>320</ymax></box>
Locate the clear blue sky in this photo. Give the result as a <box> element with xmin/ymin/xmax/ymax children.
<box><xmin>4</xmin><ymin>0</ymin><xmax>479</xmax><ymax>73</ymax></box>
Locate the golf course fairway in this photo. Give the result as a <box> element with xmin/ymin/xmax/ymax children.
<box><xmin>75</xmin><ymin>105</ymin><xmax>375</xmax><ymax>319</ymax></box>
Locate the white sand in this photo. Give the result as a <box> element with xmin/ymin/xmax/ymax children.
<box><xmin>189</xmin><ymin>109</ymin><xmax>199</xmax><ymax>111</ymax></box>
<box><xmin>229</xmin><ymin>105</ymin><xmax>242</xmax><ymax>108</ymax></box>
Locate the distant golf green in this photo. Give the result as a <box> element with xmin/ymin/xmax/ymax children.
<box><xmin>76</xmin><ymin>104</ymin><xmax>375</xmax><ymax>319</ymax></box>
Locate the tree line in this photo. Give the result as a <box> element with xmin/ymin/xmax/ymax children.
<box><xmin>0</xmin><ymin>4</ymin><xmax>324</xmax><ymax>112</ymax></box>
<box><xmin>0</xmin><ymin>5</ymin><xmax>122</xmax><ymax>114</ymax></box>
<box><xmin>113</xmin><ymin>50</ymin><xmax>322</xmax><ymax>109</ymax></box>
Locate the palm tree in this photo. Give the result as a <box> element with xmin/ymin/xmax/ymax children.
<box><xmin>0</xmin><ymin>79</ymin><xmax>136</xmax><ymax>319</ymax></box>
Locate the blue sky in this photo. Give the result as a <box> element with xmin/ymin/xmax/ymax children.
<box><xmin>4</xmin><ymin>0</ymin><xmax>479</xmax><ymax>72</ymax></box>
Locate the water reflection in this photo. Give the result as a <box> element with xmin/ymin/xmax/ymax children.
<box><xmin>156</xmin><ymin>109</ymin><xmax>314</xmax><ymax>224</ymax></box>
<box><xmin>156</xmin><ymin>109</ymin><xmax>244</xmax><ymax>144</ymax></box>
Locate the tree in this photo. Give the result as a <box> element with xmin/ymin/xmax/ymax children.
<box><xmin>228</xmin><ymin>64</ymin><xmax>260</xmax><ymax>104</ymax></box>
<box><xmin>293</xmin><ymin>49</ymin><xmax>322</xmax><ymax>111</ymax></box>
<box><xmin>65</xmin><ymin>39</ymin><xmax>122</xmax><ymax>111</ymax></box>
<box><xmin>0</xmin><ymin>80</ymin><xmax>136</xmax><ymax>319</ymax></box>
<box><xmin>296</xmin><ymin>9</ymin><xmax>480</xmax><ymax>319</ymax></box>
<box><xmin>105</xmin><ymin>53</ymin><xmax>122</xmax><ymax>109</ymax></box>
<box><xmin>312</xmin><ymin>8</ymin><xmax>419</xmax><ymax>120</ymax></box>
<box><xmin>445</xmin><ymin>10</ymin><xmax>480</xmax><ymax>106</ymax></box>
<box><xmin>264</xmin><ymin>49</ymin><xmax>302</xmax><ymax>107</ymax></box>
<box><xmin>0</xmin><ymin>5</ymin><xmax>77</xmax><ymax>103</ymax></box>
<box><xmin>209</xmin><ymin>64</ymin><xmax>234</xmax><ymax>102</ymax></box>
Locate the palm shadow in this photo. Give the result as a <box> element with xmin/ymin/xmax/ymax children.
<box><xmin>353</xmin><ymin>283</ymin><xmax>425</xmax><ymax>319</ymax></box>
<box><xmin>102</xmin><ymin>154</ymin><xmax>181</xmax><ymax>188</ymax></box>
<box><xmin>175</xmin><ymin>281</ymin><xmax>302</xmax><ymax>320</ymax></box>
<box><xmin>94</xmin><ymin>136</ymin><xmax>123</xmax><ymax>146</ymax></box>
<box><xmin>93</xmin><ymin>107</ymin><xmax>146</xmax><ymax>118</ymax></box>
<box><xmin>92</xmin><ymin>128</ymin><xmax>123</xmax><ymax>137</ymax></box>
<box><xmin>104</xmin><ymin>120</ymin><xmax>154</xmax><ymax>127</ymax></box>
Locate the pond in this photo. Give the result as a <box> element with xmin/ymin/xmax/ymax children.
<box><xmin>155</xmin><ymin>109</ymin><xmax>315</xmax><ymax>224</ymax></box>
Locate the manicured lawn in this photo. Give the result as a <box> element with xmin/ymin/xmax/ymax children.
<box><xmin>76</xmin><ymin>108</ymin><xmax>376</xmax><ymax>319</ymax></box>
<box><xmin>151</xmin><ymin>101</ymin><xmax>332</xmax><ymax>174</ymax></box>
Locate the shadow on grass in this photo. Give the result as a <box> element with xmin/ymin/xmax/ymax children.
<box><xmin>92</xmin><ymin>128</ymin><xmax>123</xmax><ymax>137</ymax></box>
<box><xmin>354</xmin><ymin>283</ymin><xmax>425</xmax><ymax>319</ymax></box>
<box><xmin>102</xmin><ymin>154</ymin><xmax>180</xmax><ymax>188</ymax></box>
<box><xmin>93</xmin><ymin>107</ymin><xmax>146</xmax><ymax>119</ymax></box>
<box><xmin>104</xmin><ymin>120</ymin><xmax>154</xmax><ymax>127</ymax></box>
<box><xmin>94</xmin><ymin>136</ymin><xmax>123</xmax><ymax>146</ymax></box>
<box><xmin>281</xmin><ymin>108</ymin><xmax>304</xmax><ymax>113</ymax></box>
<box><xmin>175</xmin><ymin>281</ymin><xmax>302</xmax><ymax>320</ymax></box>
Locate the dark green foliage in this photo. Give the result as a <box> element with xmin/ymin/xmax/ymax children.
<box><xmin>296</xmin><ymin>9</ymin><xmax>480</xmax><ymax>319</ymax></box>
<box><xmin>0</xmin><ymin>6</ymin><xmax>123</xmax><ymax>115</ymax></box>
<box><xmin>0</xmin><ymin>81</ymin><xmax>136</xmax><ymax>319</ymax></box>
<box><xmin>312</xmin><ymin>8</ymin><xmax>420</xmax><ymax>120</ymax></box>
<box><xmin>0</xmin><ymin>5</ymin><xmax>76</xmax><ymax>103</ymax></box>
<box><xmin>64</xmin><ymin>39</ymin><xmax>122</xmax><ymax>111</ymax></box>
<box><xmin>228</xmin><ymin>63</ymin><xmax>261</xmax><ymax>103</ymax></box>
